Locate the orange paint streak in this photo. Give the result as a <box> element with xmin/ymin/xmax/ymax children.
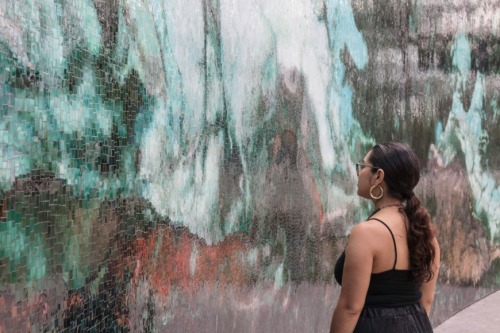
<box><xmin>132</xmin><ymin>227</ymin><xmax>250</xmax><ymax>297</ymax></box>
<box><xmin>312</xmin><ymin>184</ymin><xmax>324</xmax><ymax>227</ymax></box>
<box><xmin>304</xmin><ymin>155</ymin><xmax>324</xmax><ymax>228</ymax></box>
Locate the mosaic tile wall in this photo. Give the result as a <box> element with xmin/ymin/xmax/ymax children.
<box><xmin>1</xmin><ymin>0</ymin><xmax>500</xmax><ymax>332</ymax></box>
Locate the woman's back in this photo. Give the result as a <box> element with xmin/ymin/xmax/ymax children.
<box><xmin>368</xmin><ymin>208</ymin><xmax>410</xmax><ymax>274</ymax></box>
<box><xmin>334</xmin><ymin>206</ymin><xmax>422</xmax><ymax>307</ymax></box>
<box><xmin>365</xmin><ymin>208</ymin><xmax>423</xmax><ymax>307</ymax></box>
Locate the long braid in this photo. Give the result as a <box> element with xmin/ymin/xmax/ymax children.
<box><xmin>405</xmin><ymin>193</ymin><xmax>436</xmax><ymax>283</ymax></box>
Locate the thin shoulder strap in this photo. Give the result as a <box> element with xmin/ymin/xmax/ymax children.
<box><xmin>368</xmin><ymin>217</ymin><xmax>397</xmax><ymax>269</ymax></box>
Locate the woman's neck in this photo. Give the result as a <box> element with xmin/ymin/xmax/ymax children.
<box><xmin>374</xmin><ymin>201</ymin><xmax>402</xmax><ymax>211</ymax></box>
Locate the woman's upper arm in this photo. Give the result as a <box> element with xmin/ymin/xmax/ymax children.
<box><xmin>420</xmin><ymin>237</ymin><xmax>440</xmax><ymax>314</ymax></box>
<box><xmin>337</xmin><ymin>224</ymin><xmax>374</xmax><ymax>313</ymax></box>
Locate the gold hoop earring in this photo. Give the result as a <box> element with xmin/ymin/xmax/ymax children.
<box><xmin>370</xmin><ymin>185</ymin><xmax>383</xmax><ymax>200</ymax></box>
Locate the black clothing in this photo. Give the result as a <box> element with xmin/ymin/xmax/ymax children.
<box><xmin>334</xmin><ymin>218</ymin><xmax>422</xmax><ymax>306</ymax></box>
<box><xmin>354</xmin><ymin>303</ymin><xmax>433</xmax><ymax>332</ymax></box>
<box><xmin>333</xmin><ymin>217</ymin><xmax>433</xmax><ymax>332</ymax></box>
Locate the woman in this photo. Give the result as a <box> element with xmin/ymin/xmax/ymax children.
<box><xmin>330</xmin><ymin>142</ymin><xmax>440</xmax><ymax>333</ymax></box>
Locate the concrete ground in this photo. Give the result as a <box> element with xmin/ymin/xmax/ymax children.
<box><xmin>434</xmin><ymin>290</ymin><xmax>500</xmax><ymax>333</ymax></box>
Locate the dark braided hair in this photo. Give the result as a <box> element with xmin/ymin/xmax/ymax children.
<box><xmin>369</xmin><ymin>142</ymin><xmax>436</xmax><ymax>283</ymax></box>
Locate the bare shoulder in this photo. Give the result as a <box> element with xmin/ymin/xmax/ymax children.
<box><xmin>348</xmin><ymin>222</ymin><xmax>377</xmax><ymax>246</ymax></box>
<box><xmin>350</xmin><ymin>221</ymin><xmax>374</xmax><ymax>236</ymax></box>
<box><xmin>345</xmin><ymin>222</ymin><xmax>376</xmax><ymax>268</ymax></box>
<box><xmin>351</xmin><ymin>219</ymin><xmax>388</xmax><ymax>236</ymax></box>
<box><xmin>348</xmin><ymin>219</ymin><xmax>400</xmax><ymax>253</ymax></box>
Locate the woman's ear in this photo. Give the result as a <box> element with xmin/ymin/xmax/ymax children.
<box><xmin>374</xmin><ymin>168</ymin><xmax>385</xmax><ymax>183</ymax></box>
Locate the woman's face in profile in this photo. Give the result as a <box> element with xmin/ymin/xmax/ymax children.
<box><xmin>356</xmin><ymin>150</ymin><xmax>374</xmax><ymax>198</ymax></box>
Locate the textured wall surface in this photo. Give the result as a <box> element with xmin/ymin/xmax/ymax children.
<box><xmin>1</xmin><ymin>0</ymin><xmax>499</xmax><ymax>332</ymax></box>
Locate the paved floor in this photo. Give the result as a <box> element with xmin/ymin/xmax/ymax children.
<box><xmin>434</xmin><ymin>290</ymin><xmax>500</xmax><ymax>333</ymax></box>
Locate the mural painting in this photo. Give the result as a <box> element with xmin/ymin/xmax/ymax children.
<box><xmin>0</xmin><ymin>0</ymin><xmax>499</xmax><ymax>331</ymax></box>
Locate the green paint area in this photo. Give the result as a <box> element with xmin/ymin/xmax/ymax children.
<box><xmin>0</xmin><ymin>177</ymin><xmax>155</xmax><ymax>293</ymax></box>
<box><xmin>0</xmin><ymin>183</ymin><xmax>91</xmax><ymax>288</ymax></box>
<box><xmin>0</xmin><ymin>5</ymin><xmax>154</xmax><ymax>292</ymax></box>
<box><xmin>0</xmin><ymin>217</ymin><xmax>46</xmax><ymax>284</ymax></box>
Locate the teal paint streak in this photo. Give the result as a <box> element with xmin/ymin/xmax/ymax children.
<box><xmin>51</xmin><ymin>68</ymin><xmax>112</xmax><ymax>135</ymax></box>
<box><xmin>326</xmin><ymin>0</ymin><xmax>369</xmax><ymax>140</ymax></box>
<box><xmin>409</xmin><ymin>14</ymin><xmax>417</xmax><ymax>34</ymax></box>
<box><xmin>437</xmin><ymin>34</ymin><xmax>500</xmax><ymax>241</ymax></box>
<box><xmin>320</xmin><ymin>0</ymin><xmax>373</xmax><ymax>183</ymax></box>
<box><xmin>70</xmin><ymin>0</ymin><xmax>103</xmax><ymax>55</ymax></box>
<box><xmin>327</xmin><ymin>0</ymin><xmax>368</xmax><ymax>70</ymax></box>
<box><xmin>0</xmin><ymin>214</ymin><xmax>47</xmax><ymax>284</ymax></box>
<box><xmin>435</xmin><ymin>121</ymin><xmax>443</xmax><ymax>144</ymax></box>
<box><xmin>452</xmin><ymin>34</ymin><xmax>472</xmax><ymax>78</ymax></box>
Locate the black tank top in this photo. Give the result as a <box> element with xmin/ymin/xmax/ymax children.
<box><xmin>334</xmin><ymin>217</ymin><xmax>422</xmax><ymax>307</ymax></box>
